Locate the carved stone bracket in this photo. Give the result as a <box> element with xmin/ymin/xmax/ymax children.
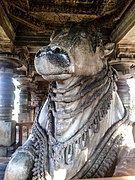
<box><xmin>13</xmin><ymin>46</ymin><xmax>30</xmax><ymax>73</ymax></box>
<box><xmin>110</xmin><ymin>58</ymin><xmax>135</xmax><ymax>79</ymax></box>
<box><xmin>0</xmin><ymin>40</ymin><xmax>13</xmax><ymax>53</ymax></box>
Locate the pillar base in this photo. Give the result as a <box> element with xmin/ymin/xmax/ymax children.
<box><xmin>0</xmin><ymin>143</ymin><xmax>17</xmax><ymax>157</ymax></box>
<box><xmin>0</xmin><ymin>120</ymin><xmax>16</xmax><ymax>146</ymax></box>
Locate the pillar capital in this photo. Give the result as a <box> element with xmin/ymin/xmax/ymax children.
<box><xmin>110</xmin><ymin>58</ymin><xmax>135</xmax><ymax>79</ymax></box>
<box><xmin>13</xmin><ymin>47</ymin><xmax>30</xmax><ymax>71</ymax></box>
<box><xmin>0</xmin><ymin>52</ymin><xmax>22</xmax><ymax>74</ymax></box>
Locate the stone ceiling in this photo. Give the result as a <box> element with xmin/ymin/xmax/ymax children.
<box><xmin>2</xmin><ymin>0</ymin><xmax>132</xmax><ymax>34</ymax></box>
<box><xmin>0</xmin><ymin>0</ymin><xmax>135</xmax><ymax>79</ymax></box>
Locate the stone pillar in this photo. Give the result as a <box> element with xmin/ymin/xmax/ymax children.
<box><xmin>116</xmin><ymin>79</ymin><xmax>130</xmax><ymax>110</ymax></box>
<box><xmin>30</xmin><ymin>77</ymin><xmax>48</xmax><ymax>121</ymax></box>
<box><xmin>0</xmin><ymin>53</ymin><xmax>21</xmax><ymax>157</ymax></box>
<box><xmin>17</xmin><ymin>77</ymin><xmax>32</xmax><ymax>122</ymax></box>
<box><xmin>30</xmin><ymin>83</ymin><xmax>40</xmax><ymax>121</ymax></box>
<box><xmin>110</xmin><ymin>60</ymin><xmax>131</xmax><ymax>114</ymax></box>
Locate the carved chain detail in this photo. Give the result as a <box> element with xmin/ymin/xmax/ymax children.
<box><xmin>77</xmin><ymin>110</ymin><xmax>129</xmax><ymax>179</ymax></box>
<box><xmin>47</xmin><ymin>66</ymin><xmax>114</xmax><ymax>139</ymax></box>
<box><xmin>31</xmin><ymin>65</ymin><xmax>121</xmax><ymax>179</ymax></box>
<box><xmin>31</xmin><ymin>122</ymin><xmax>48</xmax><ymax>180</ymax></box>
<box><xmin>51</xmin><ymin>84</ymin><xmax>113</xmax><ymax>169</ymax></box>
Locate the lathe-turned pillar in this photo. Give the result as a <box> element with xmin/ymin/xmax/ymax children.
<box><xmin>31</xmin><ymin>77</ymin><xmax>48</xmax><ymax>121</ymax></box>
<box><xmin>116</xmin><ymin>78</ymin><xmax>130</xmax><ymax>110</ymax></box>
<box><xmin>17</xmin><ymin>77</ymin><xmax>32</xmax><ymax>122</ymax></box>
<box><xmin>110</xmin><ymin>60</ymin><xmax>131</xmax><ymax>114</ymax></box>
<box><xmin>30</xmin><ymin>84</ymin><xmax>42</xmax><ymax>121</ymax></box>
<box><xmin>0</xmin><ymin>53</ymin><xmax>21</xmax><ymax>157</ymax></box>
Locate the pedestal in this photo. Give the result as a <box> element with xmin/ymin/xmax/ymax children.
<box><xmin>0</xmin><ymin>53</ymin><xmax>21</xmax><ymax>157</ymax></box>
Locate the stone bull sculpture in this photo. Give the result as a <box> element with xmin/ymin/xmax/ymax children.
<box><xmin>4</xmin><ymin>23</ymin><xmax>135</xmax><ymax>180</ymax></box>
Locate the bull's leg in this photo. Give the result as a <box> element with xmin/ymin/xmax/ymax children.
<box><xmin>4</xmin><ymin>135</ymin><xmax>35</xmax><ymax>180</ymax></box>
<box><xmin>113</xmin><ymin>145</ymin><xmax>135</xmax><ymax>176</ymax></box>
<box><xmin>113</xmin><ymin>125</ymin><xmax>135</xmax><ymax>177</ymax></box>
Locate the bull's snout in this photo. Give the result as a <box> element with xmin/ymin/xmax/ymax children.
<box><xmin>35</xmin><ymin>46</ymin><xmax>70</xmax><ymax>68</ymax></box>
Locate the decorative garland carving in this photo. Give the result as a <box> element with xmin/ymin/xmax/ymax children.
<box><xmin>30</xmin><ymin>66</ymin><xmax>128</xmax><ymax>179</ymax></box>
<box><xmin>32</xmin><ymin>122</ymin><xmax>48</xmax><ymax>180</ymax></box>
<box><xmin>76</xmin><ymin>110</ymin><xmax>129</xmax><ymax>178</ymax></box>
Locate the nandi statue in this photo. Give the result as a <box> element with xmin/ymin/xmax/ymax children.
<box><xmin>5</xmin><ymin>23</ymin><xmax>135</xmax><ymax>180</ymax></box>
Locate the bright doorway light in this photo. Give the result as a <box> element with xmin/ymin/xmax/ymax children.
<box><xmin>12</xmin><ymin>78</ymin><xmax>20</xmax><ymax>121</ymax></box>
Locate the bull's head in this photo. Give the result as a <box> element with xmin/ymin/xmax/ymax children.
<box><xmin>35</xmin><ymin>23</ymin><xmax>114</xmax><ymax>81</ymax></box>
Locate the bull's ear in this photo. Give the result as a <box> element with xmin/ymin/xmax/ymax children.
<box><xmin>104</xmin><ymin>43</ymin><xmax>115</xmax><ymax>57</ymax></box>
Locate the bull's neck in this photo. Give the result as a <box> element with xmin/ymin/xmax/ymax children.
<box><xmin>47</xmin><ymin>66</ymin><xmax>114</xmax><ymax>142</ymax></box>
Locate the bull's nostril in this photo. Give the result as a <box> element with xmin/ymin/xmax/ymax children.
<box><xmin>36</xmin><ymin>49</ymin><xmax>46</xmax><ymax>58</ymax></box>
<box><xmin>53</xmin><ymin>47</ymin><xmax>61</xmax><ymax>54</ymax></box>
<box><xmin>36</xmin><ymin>50</ymin><xmax>42</xmax><ymax>57</ymax></box>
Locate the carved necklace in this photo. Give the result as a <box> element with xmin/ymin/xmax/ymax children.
<box><xmin>31</xmin><ymin>65</ymin><xmax>127</xmax><ymax>180</ymax></box>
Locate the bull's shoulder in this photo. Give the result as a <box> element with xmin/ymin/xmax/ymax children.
<box><xmin>114</xmin><ymin>144</ymin><xmax>135</xmax><ymax>176</ymax></box>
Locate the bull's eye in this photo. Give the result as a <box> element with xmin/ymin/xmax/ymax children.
<box><xmin>80</xmin><ymin>32</ymin><xmax>86</xmax><ymax>38</ymax></box>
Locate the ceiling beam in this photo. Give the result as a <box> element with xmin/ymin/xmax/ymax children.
<box><xmin>15</xmin><ymin>35</ymin><xmax>50</xmax><ymax>49</ymax></box>
<box><xmin>111</xmin><ymin>2</ymin><xmax>135</xmax><ymax>43</ymax></box>
<box><xmin>0</xmin><ymin>3</ymin><xmax>15</xmax><ymax>42</ymax></box>
<box><xmin>10</xmin><ymin>14</ymin><xmax>41</xmax><ymax>31</ymax></box>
